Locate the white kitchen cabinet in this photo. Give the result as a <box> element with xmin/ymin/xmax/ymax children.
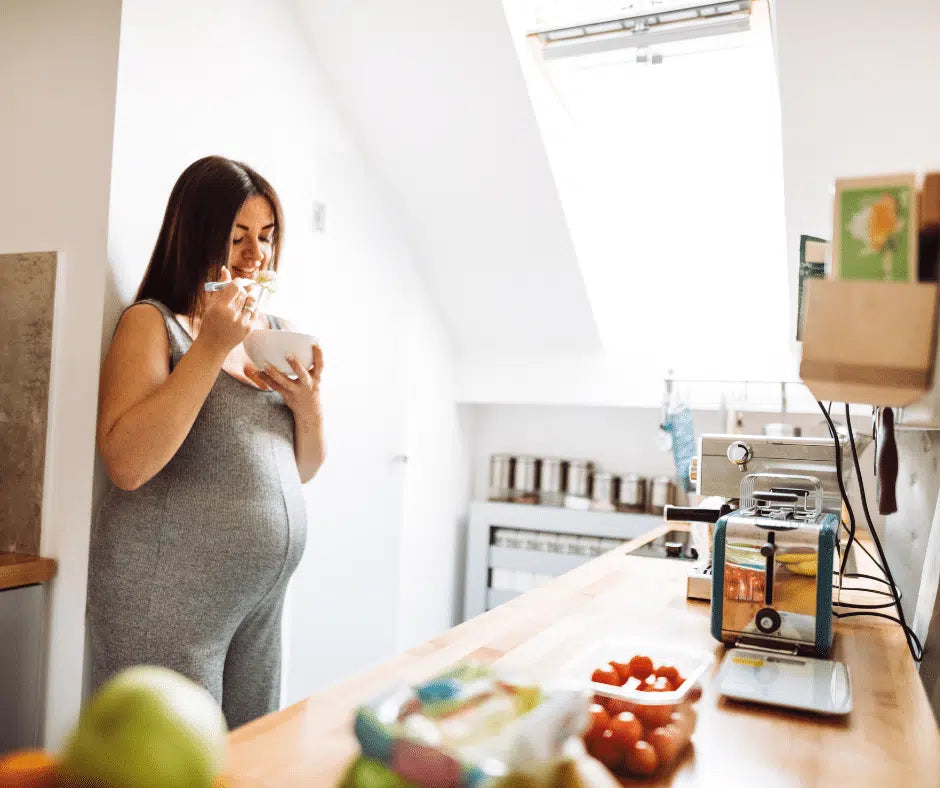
<box><xmin>463</xmin><ymin>501</ymin><xmax>661</xmax><ymax>620</ymax></box>
<box><xmin>0</xmin><ymin>584</ymin><xmax>45</xmax><ymax>751</ymax></box>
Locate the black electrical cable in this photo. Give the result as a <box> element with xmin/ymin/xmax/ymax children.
<box><xmin>835</xmin><ymin>583</ymin><xmax>898</xmax><ymax>598</ymax></box>
<box><xmin>842</xmin><ymin>572</ymin><xmax>895</xmax><ymax>590</ymax></box>
<box><xmin>846</xmin><ymin>539</ymin><xmax>885</xmax><ymax>574</ymax></box>
<box><xmin>817</xmin><ymin>400</ymin><xmax>856</xmax><ymax>576</ymax></box>
<box><xmin>844</xmin><ymin>405</ymin><xmax>923</xmax><ymax>662</ymax></box>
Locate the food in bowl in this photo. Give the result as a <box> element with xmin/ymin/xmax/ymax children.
<box><xmin>244</xmin><ymin>329</ymin><xmax>318</xmax><ymax>376</ymax></box>
<box><xmin>583</xmin><ymin>652</ymin><xmax>703</xmax><ymax>779</ymax></box>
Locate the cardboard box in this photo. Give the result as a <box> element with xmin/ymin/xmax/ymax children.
<box><xmin>800</xmin><ymin>279</ymin><xmax>939</xmax><ymax>406</ymax></box>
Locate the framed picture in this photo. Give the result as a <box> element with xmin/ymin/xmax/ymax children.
<box><xmin>833</xmin><ymin>173</ymin><xmax>918</xmax><ymax>282</ymax></box>
<box><xmin>796</xmin><ymin>235</ymin><xmax>828</xmax><ymax>341</ymax></box>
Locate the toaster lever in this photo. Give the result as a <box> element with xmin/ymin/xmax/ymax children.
<box><xmin>761</xmin><ymin>532</ymin><xmax>776</xmax><ymax>605</ymax></box>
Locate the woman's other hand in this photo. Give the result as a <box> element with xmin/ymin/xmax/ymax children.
<box><xmin>196</xmin><ymin>266</ymin><xmax>256</xmax><ymax>354</ymax></box>
<box><xmin>244</xmin><ymin>345</ymin><xmax>323</xmax><ymax>422</ymax></box>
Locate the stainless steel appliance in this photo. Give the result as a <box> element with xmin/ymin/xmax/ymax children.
<box><xmin>696</xmin><ymin>434</ymin><xmax>847</xmax><ymax>515</ymax></box>
<box><xmin>711</xmin><ymin>473</ymin><xmax>838</xmax><ymax>657</ymax></box>
<box><xmin>667</xmin><ymin>432</ymin><xmax>850</xmax><ymax>602</ymax></box>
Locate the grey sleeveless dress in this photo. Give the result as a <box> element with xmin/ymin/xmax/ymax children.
<box><xmin>87</xmin><ymin>300</ymin><xmax>308</xmax><ymax>729</ymax></box>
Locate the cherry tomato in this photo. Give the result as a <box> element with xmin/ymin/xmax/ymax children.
<box><xmin>610</xmin><ymin>660</ymin><xmax>633</xmax><ymax>684</ymax></box>
<box><xmin>586</xmin><ymin>703</ymin><xmax>610</xmax><ymax>741</ymax></box>
<box><xmin>633</xmin><ymin>702</ymin><xmax>675</xmax><ymax>731</ymax></box>
<box><xmin>587</xmin><ymin>728</ymin><xmax>623</xmax><ymax>770</ymax></box>
<box><xmin>628</xmin><ymin>655</ymin><xmax>654</xmax><ymax>681</ymax></box>
<box><xmin>604</xmin><ymin>697</ymin><xmax>635</xmax><ymax>716</ymax></box>
<box><xmin>608</xmin><ymin>711</ymin><xmax>643</xmax><ymax>749</ymax></box>
<box><xmin>592</xmin><ymin>664</ymin><xmax>623</xmax><ymax>686</ymax></box>
<box><xmin>623</xmin><ymin>740</ymin><xmax>659</xmax><ymax>777</ymax></box>
<box><xmin>655</xmin><ymin>665</ymin><xmax>681</xmax><ymax>687</ymax></box>
<box><xmin>648</xmin><ymin>725</ymin><xmax>684</xmax><ymax>766</ymax></box>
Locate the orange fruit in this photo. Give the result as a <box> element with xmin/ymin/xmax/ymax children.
<box><xmin>0</xmin><ymin>749</ymin><xmax>59</xmax><ymax>788</ymax></box>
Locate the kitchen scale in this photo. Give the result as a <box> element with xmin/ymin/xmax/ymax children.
<box><xmin>715</xmin><ymin>647</ymin><xmax>853</xmax><ymax>715</ymax></box>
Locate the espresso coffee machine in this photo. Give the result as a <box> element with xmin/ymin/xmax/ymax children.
<box><xmin>665</xmin><ymin>433</ymin><xmax>849</xmax><ymax>657</ymax></box>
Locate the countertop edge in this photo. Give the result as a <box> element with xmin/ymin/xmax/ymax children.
<box><xmin>0</xmin><ymin>552</ymin><xmax>58</xmax><ymax>590</ymax></box>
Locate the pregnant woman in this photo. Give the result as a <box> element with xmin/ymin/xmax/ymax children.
<box><xmin>88</xmin><ymin>155</ymin><xmax>325</xmax><ymax>728</ymax></box>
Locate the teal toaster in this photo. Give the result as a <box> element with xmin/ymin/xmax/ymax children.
<box><xmin>711</xmin><ymin>474</ymin><xmax>838</xmax><ymax>658</ymax></box>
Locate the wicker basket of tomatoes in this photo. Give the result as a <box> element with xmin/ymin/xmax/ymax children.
<box><xmin>564</xmin><ymin>647</ymin><xmax>713</xmax><ymax>779</ymax></box>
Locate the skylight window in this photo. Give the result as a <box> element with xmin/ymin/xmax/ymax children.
<box><xmin>504</xmin><ymin>0</ymin><xmax>795</xmax><ymax>382</ymax></box>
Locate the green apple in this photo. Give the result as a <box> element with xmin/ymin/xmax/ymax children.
<box><xmin>60</xmin><ymin>666</ymin><xmax>228</xmax><ymax>788</ymax></box>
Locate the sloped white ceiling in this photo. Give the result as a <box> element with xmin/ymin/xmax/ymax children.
<box><xmin>295</xmin><ymin>0</ymin><xmax>601</xmax><ymax>357</ymax></box>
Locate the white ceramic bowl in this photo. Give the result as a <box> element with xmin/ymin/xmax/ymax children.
<box><xmin>244</xmin><ymin>329</ymin><xmax>318</xmax><ymax>376</ymax></box>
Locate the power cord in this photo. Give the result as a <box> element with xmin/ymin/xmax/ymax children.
<box><xmin>816</xmin><ymin>400</ymin><xmax>924</xmax><ymax>662</ymax></box>
<box><xmin>817</xmin><ymin>400</ymin><xmax>856</xmax><ymax>577</ymax></box>
<box><xmin>843</xmin><ymin>406</ymin><xmax>923</xmax><ymax>660</ymax></box>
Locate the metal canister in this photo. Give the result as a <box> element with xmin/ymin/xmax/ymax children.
<box><xmin>564</xmin><ymin>460</ymin><xmax>593</xmax><ymax>509</ymax></box>
<box><xmin>511</xmin><ymin>456</ymin><xmax>540</xmax><ymax>504</ymax></box>
<box><xmin>590</xmin><ymin>471</ymin><xmax>618</xmax><ymax>512</ymax></box>
<box><xmin>617</xmin><ymin>473</ymin><xmax>647</xmax><ymax>513</ymax></box>
<box><xmin>488</xmin><ymin>454</ymin><xmax>514</xmax><ymax>502</ymax></box>
<box><xmin>539</xmin><ymin>458</ymin><xmax>567</xmax><ymax>507</ymax></box>
<box><xmin>649</xmin><ymin>475</ymin><xmax>676</xmax><ymax>515</ymax></box>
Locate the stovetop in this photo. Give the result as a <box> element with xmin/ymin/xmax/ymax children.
<box><xmin>629</xmin><ymin>529</ymin><xmax>699</xmax><ymax>561</ymax></box>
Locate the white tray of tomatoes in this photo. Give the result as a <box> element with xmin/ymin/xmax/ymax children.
<box><xmin>563</xmin><ymin>646</ymin><xmax>714</xmax><ymax>779</ymax></box>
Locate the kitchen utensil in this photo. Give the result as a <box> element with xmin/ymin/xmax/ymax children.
<box><xmin>662</xmin><ymin>405</ymin><xmax>697</xmax><ymax>492</ymax></box>
<box><xmin>617</xmin><ymin>473</ymin><xmax>647</xmax><ymax>513</ymax></box>
<box><xmin>511</xmin><ymin>456</ymin><xmax>540</xmax><ymax>504</ymax></box>
<box><xmin>711</xmin><ymin>473</ymin><xmax>838</xmax><ymax>657</ymax></box>
<box><xmin>488</xmin><ymin>455</ymin><xmax>514</xmax><ymax>502</ymax></box>
<box><xmin>876</xmin><ymin>407</ymin><xmax>899</xmax><ymax>515</ymax></box>
<box><xmin>204</xmin><ymin>269</ymin><xmax>277</xmax><ymax>292</ymax></box>
<box><xmin>243</xmin><ymin>330</ymin><xmax>317</xmax><ymax>376</ymax></box>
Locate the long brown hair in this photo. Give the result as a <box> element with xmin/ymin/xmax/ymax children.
<box><xmin>136</xmin><ymin>156</ymin><xmax>284</xmax><ymax>320</ymax></box>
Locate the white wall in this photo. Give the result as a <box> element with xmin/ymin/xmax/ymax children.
<box><xmin>107</xmin><ymin>0</ymin><xmax>464</xmax><ymax>704</ymax></box>
<box><xmin>294</xmin><ymin>0</ymin><xmax>601</xmax><ymax>358</ymax></box>
<box><xmin>0</xmin><ymin>0</ymin><xmax>122</xmax><ymax>748</ymax></box>
<box><xmin>773</xmin><ymin>0</ymin><xmax>940</xmax><ymax>340</ymax></box>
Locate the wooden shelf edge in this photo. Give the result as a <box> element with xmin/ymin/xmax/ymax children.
<box><xmin>0</xmin><ymin>552</ymin><xmax>58</xmax><ymax>591</ymax></box>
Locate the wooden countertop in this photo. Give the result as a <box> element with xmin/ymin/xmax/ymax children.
<box><xmin>225</xmin><ymin>526</ymin><xmax>940</xmax><ymax>786</ymax></box>
<box><xmin>0</xmin><ymin>552</ymin><xmax>56</xmax><ymax>590</ymax></box>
